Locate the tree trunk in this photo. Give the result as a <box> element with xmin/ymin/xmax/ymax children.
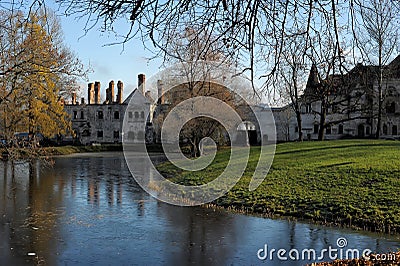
<box><xmin>376</xmin><ymin>87</ymin><xmax>383</xmax><ymax>139</ymax></box>
<box><xmin>295</xmin><ymin>110</ymin><xmax>303</xmax><ymax>141</ymax></box>
<box><xmin>190</xmin><ymin>138</ymin><xmax>201</xmax><ymax>158</ymax></box>
<box><xmin>375</xmin><ymin>39</ymin><xmax>383</xmax><ymax>139</ymax></box>
<box><xmin>318</xmin><ymin>100</ymin><xmax>327</xmax><ymax>141</ymax></box>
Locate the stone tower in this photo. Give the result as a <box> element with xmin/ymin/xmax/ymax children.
<box><xmin>94</xmin><ymin>81</ymin><xmax>101</xmax><ymax>104</ymax></box>
<box><xmin>71</xmin><ymin>92</ymin><xmax>77</xmax><ymax>105</ymax></box>
<box><xmin>305</xmin><ymin>63</ymin><xmax>320</xmax><ymax>95</ymax></box>
<box><xmin>107</xmin><ymin>80</ymin><xmax>115</xmax><ymax>103</ymax></box>
<box><xmin>157</xmin><ymin>80</ymin><xmax>164</xmax><ymax>104</ymax></box>
<box><xmin>117</xmin><ymin>81</ymin><xmax>124</xmax><ymax>104</ymax></box>
<box><xmin>88</xmin><ymin>83</ymin><xmax>95</xmax><ymax>104</ymax></box>
<box><xmin>138</xmin><ymin>74</ymin><xmax>145</xmax><ymax>95</ymax></box>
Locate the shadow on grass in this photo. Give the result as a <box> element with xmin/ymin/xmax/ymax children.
<box><xmin>275</xmin><ymin>140</ymin><xmax>400</xmax><ymax>156</ymax></box>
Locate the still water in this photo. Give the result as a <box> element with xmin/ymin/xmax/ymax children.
<box><xmin>0</xmin><ymin>152</ymin><xmax>399</xmax><ymax>265</ymax></box>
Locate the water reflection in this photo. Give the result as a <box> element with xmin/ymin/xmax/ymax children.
<box><xmin>0</xmin><ymin>153</ymin><xmax>399</xmax><ymax>265</ymax></box>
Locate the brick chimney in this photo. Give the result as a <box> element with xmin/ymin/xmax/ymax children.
<box><xmin>117</xmin><ymin>80</ymin><xmax>124</xmax><ymax>104</ymax></box>
<box><xmin>71</xmin><ymin>92</ymin><xmax>77</xmax><ymax>105</ymax></box>
<box><xmin>138</xmin><ymin>74</ymin><xmax>145</xmax><ymax>95</ymax></box>
<box><xmin>88</xmin><ymin>83</ymin><xmax>94</xmax><ymax>104</ymax></box>
<box><xmin>108</xmin><ymin>80</ymin><xmax>115</xmax><ymax>103</ymax></box>
<box><xmin>157</xmin><ymin>79</ymin><xmax>164</xmax><ymax>104</ymax></box>
<box><xmin>94</xmin><ymin>81</ymin><xmax>101</xmax><ymax>104</ymax></box>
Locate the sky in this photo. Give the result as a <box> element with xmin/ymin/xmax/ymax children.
<box><xmin>49</xmin><ymin>1</ymin><xmax>163</xmax><ymax>102</ymax></box>
<box><xmin>43</xmin><ymin>1</ymin><xmax>280</xmax><ymax>105</ymax></box>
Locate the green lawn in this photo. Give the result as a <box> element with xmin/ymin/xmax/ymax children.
<box><xmin>158</xmin><ymin>140</ymin><xmax>400</xmax><ymax>234</ymax></box>
<box><xmin>0</xmin><ymin>144</ymin><xmax>123</xmax><ymax>158</ymax></box>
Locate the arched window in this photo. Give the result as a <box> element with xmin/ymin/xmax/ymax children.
<box><xmin>383</xmin><ymin>124</ymin><xmax>388</xmax><ymax>135</ymax></box>
<box><xmin>313</xmin><ymin>124</ymin><xmax>319</xmax><ymax>134</ymax></box>
<box><xmin>386</xmin><ymin>102</ymin><xmax>396</xmax><ymax>114</ymax></box>
<box><xmin>128</xmin><ymin>131</ymin><xmax>135</xmax><ymax>140</ymax></box>
<box><xmin>140</xmin><ymin>111</ymin><xmax>145</xmax><ymax>119</ymax></box>
<box><xmin>137</xmin><ymin>131</ymin><xmax>144</xmax><ymax>140</ymax></box>
<box><xmin>306</xmin><ymin>103</ymin><xmax>312</xmax><ymax>113</ymax></box>
<box><xmin>82</xmin><ymin>129</ymin><xmax>91</xmax><ymax>137</ymax></box>
<box><xmin>97</xmin><ymin>110</ymin><xmax>104</xmax><ymax>119</ymax></box>
<box><xmin>114</xmin><ymin>111</ymin><xmax>120</xmax><ymax>119</ymax></box>
<box><xmin>387</xmin><ymin>87</ymin><xmax>395</xmax><ymax>96</ymax></box>
<box><xmin>393</xmin><ymin>125</ymin><xmax>398</xmax><ymax>136</ymax></box>
<box><xmin>338</xmin><ymin>124</ymin><xmax>344</xmax><ymax>134</ymax></box>
<box><xmin>113</xmin><ymin>130</ymin><xmax>119</xmax><ymax>139</ymax></box>
<box><xmin>134</xmin><ymin>111</ymin><xmax>139</xmax><ymax>119</ymax></box>
<box><xmin>326</xmin><ymin>125</ymin><xmax>332</xmax><ymax>135</ymax></box>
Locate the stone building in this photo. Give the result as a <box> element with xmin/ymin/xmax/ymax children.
<box><xmin>64</xmin><ymin>74</ymin><xmax>153</xmax><ymax>145</ymax></box>
<box><xmin>152</xmin><ymin>81</ymin><xmax>276</xmax><ymax>146</ymax></box>
<box><xmin>273</xmin><ymin>56</ymin><xmax>400</xmax><ymax>142</ymax></box>
<box><xmin>65</xmin><ymin>56</ymin><xmax>400</xmax><ymax>146</ymax></box>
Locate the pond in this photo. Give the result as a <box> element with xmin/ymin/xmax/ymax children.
<box><xmin>0</xmin><ymin>152</ymin><xmax>399</xmax><ymax>265</ymax></box>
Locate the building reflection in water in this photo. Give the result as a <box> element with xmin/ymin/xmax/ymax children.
<box><xmin>0</xmin><ymin>160</ymin><xmax>62</xmax><ymax>265</ymax></box>
<box><xmin>0</xmin><ymin>153</ymin><xmax>399</xmax><ymax>266</ymax></box>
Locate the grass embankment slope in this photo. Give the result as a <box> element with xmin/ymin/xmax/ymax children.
<box><xmin>47</xmin><ymin>144</ymin><xmax>123</xmax><ymax>155</ymax></box>
<box><xmin>159</xmin><ymin>140</ymin><xmax>400</xmax><ymax>233</ymax></box>
<box><xmin>0</xmin><ymin>144</ymin><xmax>123</xmax><ymax>158</ymax></box>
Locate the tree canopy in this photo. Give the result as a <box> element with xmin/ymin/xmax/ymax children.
<box><xmin>0</xmin><ymin>5</ymin><xmax>87</xmax><ymax>151</ymax></box>
<box><xmin>55</xmin><ymin>0</ymin><xmax>399</xmax><ymax>91</ymax></box>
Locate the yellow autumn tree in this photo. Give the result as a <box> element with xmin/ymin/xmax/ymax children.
<box><xmin>20</xmin><ymin>14</ymin><xmax>70</xmax><ymax>139</ymax></box>
<box><xmin>0</xmin><ymin>7</ymin><xmax>87</xmax><ymax>148</ymax></box>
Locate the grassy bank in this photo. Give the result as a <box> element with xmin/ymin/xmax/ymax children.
<box><xmin>45</xmin><ymin>144</ymin><xmax>123</xmax><ymax>155</ymax></box>
<box><xmin>158</xmin><ymin>140</ymin><xmax>400</xmax><ymax>234</ymax></box>
<box><xmin>1</xmin><ymin>143</ymin><xmax>165</xmax><ymax>159</ymax></box>
<box><xmin>0</xmin><ymin>144</ymin><xmax>123</xmax><ymax>159</ymax></box>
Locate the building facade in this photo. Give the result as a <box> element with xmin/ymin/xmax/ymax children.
<box><xmin>272</xmin><ymin>56</ymin><xmax>400</xmax><ymax>142</ymax></box>
<box><xmin>64</xmin><ymin>74</ymin><xmax>153</xmax><ymax>145</ymax></box>
<box><xmin>64</xmin><ymin>56</ymin><xmax>400</xmax><ymax>146</ymax></box>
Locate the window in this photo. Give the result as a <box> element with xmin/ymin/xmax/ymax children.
<box><xmin>97</xmin><ymin>131</ymin><xmax>103</xmax><ymax>138</ymax></box>
<box><xmin>82</xmin><ymin>129</ymin><xmax>91</xmax><ymax>137</ymax></box>
<box><xmin>114</xmin><ymin>111</ymin><xmax>120</xmax><ymax>119</ymax></box>
<box><xmin>332</xmin><ymin>104</ymin><xmax>339</xmax><ymax>113</ymax></box>
<box><xmin>326</xmin><ymin>125</ymin><xmax>332</xmax><ymax>135</ymax></box>
<box><xmin>137</xmin><ymin>131</ymin><xmax>144</xmax><ymax>140</ymax></box>
<box><xmin>140</xmin><ymin>111</ymin><xmax>145</xmax><ymax>119</ymax></box>
<box><xmin>387</xmin><ymin>87</ymin><xmax>395</xmax><ymax>96</ymax></box>
<box><xmin>80</xmin><ymin>111</ymin><xmax>84</xmax><ymax>119</ymax></box>
<box><xmin>73</xmin><ymin>111</ymin><xmax>78</xmax><ymax>119</ymax></box>
<box><xmin>366</xmin><ymin>127</ymin><xmax>370</xmax><ymax>135</ymax></box>
<box><xmin>295</xmin><ymin>126</ymin><xmax>299</xmax><ymax>133</ymax></box>
<box><xmin>128</xmin><ymin>131</ymin><xmax>135</xmax><ymax>140</ymax></box>
<box><xmin>393</xmin><ymin>125</ymin><xmax>398</xmax><ymax>136</ymax></box>
<box><xmin>128</xmin><ymin>112</ymin><xmax>133</xmax><ymax>119</ymax></box>
<box><xmin>134</xmin><ymin>112</ymin><xmax>139</xmax><ymax>119</ymax></box>
<box><xmin>383</xmin><ymin>124</ymin><xmax>388</xmax><ymax>135</ymax></box>
<box><xmin>113</xmin><ymin>130</ymin><xmax>119</xmax><ymax>139</ymax></box>
<box><xmin>338</xmin><ymin>124</ymin><xmax>344</xmax><ymax>134</ymax></box>
<box><xmin>314</xmin><ymin>124</ymin><xmax>319</xmax><ymax>134</ymax></box>
<box><xmin>386</xmin><ymin>102</ymin><xmax>396</xmax><ymax>114</ymax></box>
<box><xmin>306</xmin><ymin>103</ymin><xmax>312</xmax><ymax>113</ymax></box>
<box><xmin>97</xmin><ymin>110</ymin><xmax>104</xmax><ymax>119</ymax></box>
